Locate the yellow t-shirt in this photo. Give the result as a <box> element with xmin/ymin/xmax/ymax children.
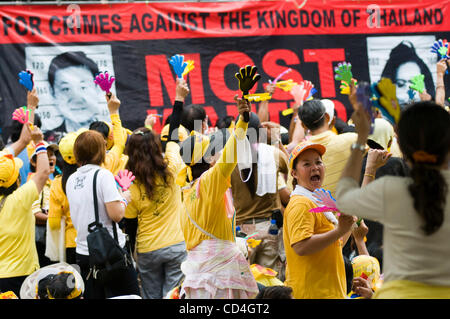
<box><xmin>0</xmin><ymin>180</ymin><xmax>40</xmax><ymax>278</ymax></box>
<box><xmin>125</xmin><ymin>142</ymin><xmax>185</xmax><ymax>253</ymax></box>
<box><xmin>283</xmin><ymin>195</ymin><xmax>346</xmax><ymax>299</ymax></box>
<box><xmin>48</xmin><ymin>176</ymin><xmax>77</xmax><ymax>248</ymax></box>
<box><xmin>181</xmin><ymin>118</ymin><xmax>248</xmax><ymax>251</ymax></box>
<box><xmin>308</xmin><ymin>131</ymin><xmax>358</xmax><ymax>197</ymax></box>
<box><xmin>103</xmin><ymin>113</ymin><xmax>127</xmax><ymax>175</ymax></box>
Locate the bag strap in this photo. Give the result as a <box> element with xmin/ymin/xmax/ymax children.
<box><xmin>92</xmin><ymin>168</ymin><xmax>119</xmax><ymax>243</ymax></box>
<box><xmin>92</xmin><ymin>169</ymin><xmax>101</xmax><ymax>225</ymax></box>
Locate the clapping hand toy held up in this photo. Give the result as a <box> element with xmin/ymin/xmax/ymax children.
<box><xmin>334</xmin><ymin>62</ymin><xmax>353</xmax><ymax>87</ymax></box>
<box><xmin>182</xmin><ymin>60</ymin><xmax>195</xmax><ymax>78</ymax></box>
<box><xmin>282</xmin><ymin>80</ymin><xmax>315</xmax><ymax>116</ymax></box>
<box><xmin>235</xmin><ymin>65</ymin><xmax>261</xmax><ymax>121</ymax></box>
<box><xmin>409</xmin><ymin>74</ymin><xmax>425</xmax><ymax>94</ymax></box>
<box><xmin>18</xmin><ymin>70</ymin><xmax>34</xmax><ymax>91</ymax></box>
<box><xmin>375</xmin><ymin>78</ymin><xmax>401</xmax><ymax>126</ymax></box>
<box><xmin>309</xmin><ymin>188</ymin><xmax>342</xmax><ymax>216</ymax></box>
<box><xmin>115</xmin><ymin>169</ymin><xmax>135</xmax><ymax>192</ymax></box>
<box><xmin>94</xmin><ymin>71</ymin><xmax>115</xmax><ymax>99</ymax></box>
<box><xmin>12</xmin><ymin>106</ymin><xmax>34</xmax><ymax>130</ymax></box>
<box><xmin>431</xmin><ymin>39</ymin><xmax>449</xmax><ymax>59</ymax></box>
<box><xmin>169</xmin><ymin>54</ymin><xmax>188</xmax><ymax>79</ymax></box>
<box><xmin>431</xmin><ymin>39</ymin><xmax>449</xmax><ymax>74</ymax></box>
<box><xmin>309</xmin><ymin>188</ymin><xmax>363</xmax><ymax>226</ymax></box>
<box><xmin>356</xmin><ymin>82</ymin><xmax>375</xmax><ymax>134</ymax></box>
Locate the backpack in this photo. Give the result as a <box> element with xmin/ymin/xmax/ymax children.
<box><xmin>86</xmin><ymin>169</ymin><xmax>132</xmax><ymax>284</ymax></box>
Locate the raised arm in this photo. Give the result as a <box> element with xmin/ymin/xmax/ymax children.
<box><xmin>104</xmin><ymin>93</ymin><xmax>126</xmax><ymax>173</ymax></box>
<box><xmin>435</xmin><ymin>59</ymin><xmax>448</xmax><ymax>107</ymax></box>
<box><xmin>30</xmin><ymin>127</ymin><xmax>51</xmax><ymax>194</ymax></box>
<box><xmin>168</xmin><ymin>78</ymin><xmax>190</xmax><ymax>143</ymax></box>
<box><xmin>361</xmin><ymin>149</ymin><xmax>391</xmax><ymax>186</ymax></box>
<box><xmin>215</xmin><ymin>95</ymin><xmax>250</xmax><ymax>178</ymax></box>
<box><xmin>257</xmin><ymin>82</ymin><xmax>276</xmax><ymax>123</ymax></box>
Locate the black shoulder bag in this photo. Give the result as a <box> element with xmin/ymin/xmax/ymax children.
<box><xmin>86</xmin><ymin>169</ymin><xmax>132</xmax><ymax>284</ymax></box>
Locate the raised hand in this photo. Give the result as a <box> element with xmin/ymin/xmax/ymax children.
<box><xmin>409</xmin><ymin>74</ymin><xmax>425</xmax><ymax>93</ymax></box>
<box><xmin>27</xmin><ymin>88</ymin><xmax>39</xmax><ymax>110</ymax></box>
<box><xmin>366</xmin><ymin>149</ymin><xmax>392</xmax><ymax>171</ymax></box>
<box><xmin>356</xmin><ymin>82</ymin><xmax>375</xmax><ymax>134</ymax></box>
<box><xmin>335</xmin><ymin>62</ymin><xmax>353</xmax><ymax>87</ymax></box>
<box><xmin>115</xmin><ymin>169</ymin><xmax>136</xmax><ymax>191</ymax></box>
<box><xmin>234</xmin><ymin>94</ymin><xmax>251</xmax><ymax>118</ymax></box>
<box><xmin>175</xmin><ymin>77</ymin><xmax>190</xmax><ymax>102</ymax></box>
<box><xmin>18</xmin><ymin>70</ymin><xmax>34</xmax><ymax>92</ymax></box>
<box><xmin>235</xmin><ymin>65</ymin><xmax>261</xmax><ymax>95</ymax></box>
<box><xmin>169</xmin><ymin>54</ymin><xmax>188</xmax><ymax>79</ymax></box>
<box><xmin>94</xmin><ymin>71</ymin><xmax>115</xmax><ymax>98</ymax></box>
<box><xmin>376</xmin><ymin>78</ymin><xmax>401</xmax><ymax>125</ymax></box>
<box><xmin>290</xmin><ymin>80</ymin><xmax>314</xmax><ymax>105</ymax></box>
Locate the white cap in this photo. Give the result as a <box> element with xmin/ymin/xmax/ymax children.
<box><xmin>321</xmin><ymin>99</ymin><xmax>335</xmax><ymax>125</ymax></box>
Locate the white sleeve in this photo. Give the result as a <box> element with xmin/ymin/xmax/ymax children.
<box><xmin>335</xmin><ymin>176</ymin><xmax>386</xmax><ymax>223</ymax></box>
<box><xmin>99</xmin><ymin>169</ymin><xmax>123</xmax><ymax>204</ymax></box>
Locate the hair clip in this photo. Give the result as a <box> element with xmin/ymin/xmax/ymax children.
<box><xmin>134</xmin><ymin>130</ymin><xmax>145</xmax><ymax>136</ymax></box>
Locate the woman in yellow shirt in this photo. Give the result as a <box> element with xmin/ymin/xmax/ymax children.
<box><xmin>177</xmin><ymin>96</ymin><xmax>258</xmax><ymax>299</ymax></box>
<box><xmin>123</xmin><ymin>78</ymin><xmax>189</xmax><ymax>299</ymax></box>
<box><xmin>0</xmin><ymin>125</ymin><xmax>50</xmax><ymax>297</ymax></box>
<box><xmin>283</xmin><ymin>141</ymin><xmax>355</xmax><ymax>299</ymax></box>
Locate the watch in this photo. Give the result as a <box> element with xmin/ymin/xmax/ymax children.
<box><xmin>351</xmin><ymin>143</ymin><xmax>366</xmax><ymax>152</ymax></box>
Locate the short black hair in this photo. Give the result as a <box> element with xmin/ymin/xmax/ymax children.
<box><xmin>48</xmin><ymin>51</ymin><xmax>99</xmax><ymax>92</ymax></box>
<box><xmin>181</xmin><ymin>104</ymin><xmax>206</xmax><ymax>133</ymax></box>
<box><xmin>89</xmin><ymin>121</ymin><xmax>110</xmax><ymax>139</ymax></box>
<box><xmin>298</xmin><ymin>100</ymin><xmax>326</xmax><ymax>131</ymax></box>
<box><xmin>216</xmin><ymin>116</ymin><xmax>235</xmax><ymax>129</ymax></box>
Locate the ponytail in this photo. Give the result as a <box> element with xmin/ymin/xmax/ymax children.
<box><xmin>408</xmin><ymin>163</ymin><xmax>447</xmax><ymax>235</ymax></box>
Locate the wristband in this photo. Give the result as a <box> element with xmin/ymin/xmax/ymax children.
<box><xmin>364</xmin><ymin>173</ymin><xmax>375</xmax><ymax>179</ymax></box>
<box><xmin>35</xmin><ymin>142</ymin><xmax>45</xmax><ymax>148</ymax></box>
<box><xmin>120</xmin><ymin>198</ymin><xmax>128</xmax><ymax>208</ymax></box>
<box><xmin>351</xmin><ymin>143</ymin><xmax>366</xmax><ymax>153</ymax></box>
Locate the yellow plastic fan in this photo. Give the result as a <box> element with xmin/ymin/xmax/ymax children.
<box><xmin>181</xmin><ymin>60</ymin><xmax>195</xmax><ymax>78</ymax></box>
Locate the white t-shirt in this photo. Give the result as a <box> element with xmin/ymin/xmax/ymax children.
<box><xmin>66</xmin><ymin>164</ymin><xmax>126</xmax><ymax>255</ymax></box>
<box><xmin>336</xmin><ymin>170</ymin><xmax>450</xmax><ymax>287</ymax></box>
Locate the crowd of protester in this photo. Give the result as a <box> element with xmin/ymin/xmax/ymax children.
<box><xmin>0</xmin><ymin>55</ymin><xmax>449</xmax><ymax>300</ymax></box>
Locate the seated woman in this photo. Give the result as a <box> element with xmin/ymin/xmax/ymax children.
<box><xmin>283</xmin><ymin>141</ymin><xmax>357</xmax><ymax>299</ymax></box>
<box><xmin>177</xmin><ymin>95</ymin><xmax>259</xmax><ymax>299</ymax></box>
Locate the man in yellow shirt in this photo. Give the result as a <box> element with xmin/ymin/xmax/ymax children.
<box><xmin>298</xmin><ymin>100</ymin><xmax>358</xmax><ymax>197</ymax></box>
<box><xmin>0</xmin><ymin>125</ymin><xmax>50</xmax><ymax>297</ymax></box>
